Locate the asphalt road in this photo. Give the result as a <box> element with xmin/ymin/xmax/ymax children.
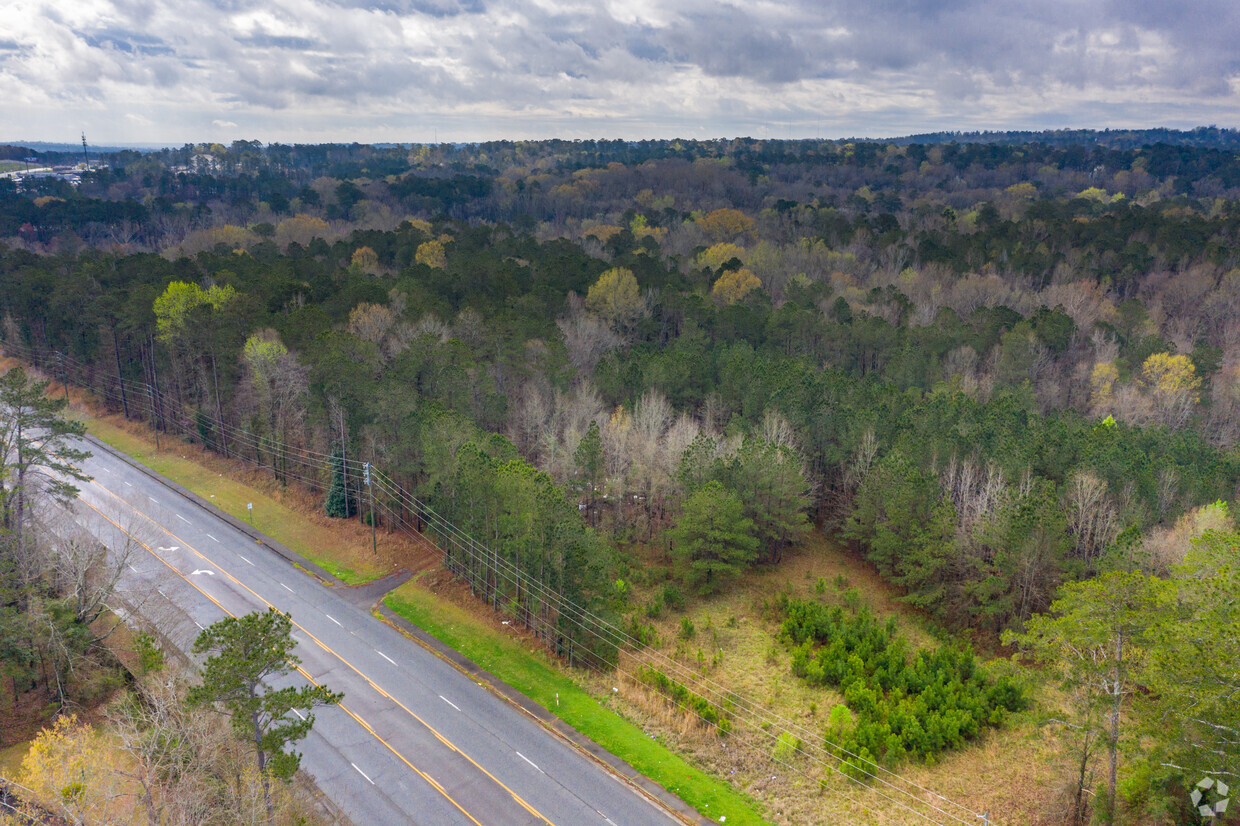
<box><xmin>65</xmin><ymin>440</ymin><xmax>683</xmax><ymax>826</ymax></box>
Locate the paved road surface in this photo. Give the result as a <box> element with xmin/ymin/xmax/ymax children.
<box><xmin>66</xmin><ymin>440</ymin><xmax>683</xmax><ymax>826</ymax></box>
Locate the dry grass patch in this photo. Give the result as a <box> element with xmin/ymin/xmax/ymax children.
<box><xmin>0</xmin><ymin>354</ymin><xmax>435</xmax><ymax>584</ymax></box>
<box><xmin>607</xmin><ymin>532</ymin><xmax>1066</xmax><ymax>825</ymax></box>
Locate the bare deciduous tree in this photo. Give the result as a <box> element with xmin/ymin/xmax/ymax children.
<box><xmin>1065</xmin><ymin>470</ymin><xmax>1120</xmax><ymax>569</ymax></box>
<box><xmin>557</xmin><ymin>293</ymin><xmax>622</xmax><ymax>377</ymax></box>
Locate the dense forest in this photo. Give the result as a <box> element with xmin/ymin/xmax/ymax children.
<box><xmin>2</xmin><ymin>132</ymin><xmax>1238</xmax><ymax>823</ymax></box>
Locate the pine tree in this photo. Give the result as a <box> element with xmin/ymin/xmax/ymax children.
<box><xmin>189</xmin><ymin>609</ymin><xmax>342</xmax><ymax>819</ymax></box>
<box><xmin>573</xmin><ymin>420</ymin><xmax>604</xmax><ymax>524</ymax></box>
<box><xmin>323</xmin><ymin>445</ymin><xmax>355</xmax><ymax>518</ymax></box>
<box><xmin>669</xmin><ymin>481</ymin><xmax>758</xmax><ymax>595</ymax></box>
<box><xmin>0</xmin><ymin>367</ymin><xmax>90</xmax><ymax>557</ymax></box>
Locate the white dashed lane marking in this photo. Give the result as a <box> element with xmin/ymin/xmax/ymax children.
<box><xmin>516</xmin><ymin>752</ymin><xmax>543</xmax><ymax>773</ymax></box>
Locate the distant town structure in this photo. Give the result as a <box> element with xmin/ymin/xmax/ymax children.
<box><xmin>0</xmin><ymin>133</ymin><xmax>106</xmax><ymax>190</ymax></box>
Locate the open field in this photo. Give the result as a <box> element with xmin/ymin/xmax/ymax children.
<box><xmin>601</xmin><ymin>533</ymin><xmax>1073</xmax><ymax>825</ymax></box>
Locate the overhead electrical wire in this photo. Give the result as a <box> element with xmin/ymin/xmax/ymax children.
<box><xmin>3</xmin><ymin>342</ymin><xmax>993</xmax><ymax>824</ymax></box>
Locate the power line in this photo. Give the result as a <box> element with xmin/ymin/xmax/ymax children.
<box><xmin>3</xmin><ymin>342</ymin><xmax>993</xmax><ymax>824</ymax></box>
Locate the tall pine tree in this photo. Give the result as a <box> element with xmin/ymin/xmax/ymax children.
<box><xmin>323</xmin><ymin>445</ymin><xmax>356</xmax><ymax>518</ymax></box>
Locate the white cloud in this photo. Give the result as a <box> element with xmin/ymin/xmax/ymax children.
<box><xmin>0</xmin><ymin>0</ymin><xmax>1236</xmax><ymax>144</ymax></box>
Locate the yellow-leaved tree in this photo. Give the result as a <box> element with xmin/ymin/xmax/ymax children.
<box><xmin>152</xmin><ymin>281</ymin><xmax>237</xmax><ymax>343</ymax></box>
<box><xmin>696</xmin><ymin>242</ymin><xmax>746</xmax><ymax>272</ymax></box>
<box><xmin>171</xmin><ymin>224</ymin><xmax>258</xmax><ymax>257</ymax></box>
<box><xmin>585</xmin><ymin>267</ymin><xmax>646</xmax><ymax>332</ymax></box>
<box><xmin>711</xmin><ymin>268</ymin><xmax>762</xmax><ymax>306</ymax></box>
<box><xmin>351</xmin><ymin>246</ymin><xmax>379</xmax><ymax>272</ymax></box>
<box><xmin>415</xmin><ymin>239</ymin><xmax>446</xmax><ymax>269</ymax></box>
<box><xmin>584</xmin><ymin>224</ymin><xmax>623</xmax><ymax>243</ymax></box>
<box><xmin>696</xmin><ymin>208</ymin><xmax>755</xmax><ymax>242</ymax></box>
<box><xmin>19</xmin><ymin>715</ymin><xmax>125</xmax><ymax>825</ymax></box>
<box><xmin>273</xmin><ymin>214</ymin><xmax>333</xmax><ymax>249</ymax></box>
<box><xmin>1141</xmin><ymin>352</ymin><xmax>1201</xmax><ymax>428</ymax></box>
<box><xmin>1089</xmin><ymin>361</ymin><xmax>1119</xmax><ymax>410</ymax></box>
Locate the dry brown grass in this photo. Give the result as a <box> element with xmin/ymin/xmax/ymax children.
<box><xmin>0</xmin><ymin>353</ymin><xmax>438</xmax><ymax>583</ymax></box>
<box><xmin>594</xmin><ymin>532</ymin><xmax>1074</xmax><ymax>826</ymax></box>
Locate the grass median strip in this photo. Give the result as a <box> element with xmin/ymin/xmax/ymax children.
<box><xmin>82</xmin><ymin>416</ymin><xmax>379</xmax><ymax>585</ymax></box>
<box><xmin>385</xmin><ymin>582</ymin><xmax>768</xmax><ymax>826</ymax></box>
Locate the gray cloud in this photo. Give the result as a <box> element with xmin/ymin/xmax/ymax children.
<box><xmin>236</xmin><ymin>33</ymin><xmax>325</xmax><ymax>51</ymax></box>
<box><xmin>1</xmin><ymin>0</ymin><xmax>1236</xmax><ymax>144</ymax></box>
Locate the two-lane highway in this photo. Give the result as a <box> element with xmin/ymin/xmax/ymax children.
<box><xmin>68</xmin><ymin>440</ymin><xmax>682</xmax><ymax>826</ymax></box>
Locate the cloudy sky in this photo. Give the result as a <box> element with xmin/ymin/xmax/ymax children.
<box><xmin>3</xmin><ymin>0</ymin><xmax>1239</xmax><ymax>145</ymax></box>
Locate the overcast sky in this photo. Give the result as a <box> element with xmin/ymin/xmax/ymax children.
<box><xmin>3</xmin><ymin>0</ymin><xmax>1239</xmax><ymax>146</ymax></box>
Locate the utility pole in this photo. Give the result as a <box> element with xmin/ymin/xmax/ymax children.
<box><xmin>338</xmin><ymin>406</ymin><xmax>349</xmax><ymax>515</ymax></box>
<box><xmin>57</xmin><ymin>351</ymin><xmax>68</xmax><ymax>401</ymax></box>
<box><xmin>147</xmin><ymin>382</ymin><xmax>160</xmax><ymax>451</ymax></box>
<box><xmin>364</xmin><ymin>462</ymin><xmax>376</xmax><ymax>556</ymax></box>
<box><xmin>113</xmin><ymin>329</ymin><xmax>130</xmax><ymax>418</ymax></box>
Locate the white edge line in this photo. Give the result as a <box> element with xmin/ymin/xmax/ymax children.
<box><xmin>377</xmin><ymin>651</ymin><xmax>396</xmax><ymax>665</ymax></box>
<box><xmin>439</xmin><ymin>695</ymin><xmax>460</xmax><ymax>711</ymax></box>
<box><xmin>516</xmin><ymin>752</ymin><xmax>543</xmax><ymax>773</ymax></box>
<box><xmin>280</xmin><ymin>583</ymin><xmax>294</xmax><ymax>593</ymax></box>
<box><xmin>206</xmin><ymin>534</ymin><xmax>219</xmax><ymax>542</ymax></box>
<box><xmin>238</xmin><ymin>555</ymin><xmax>254</xmax><ymax>566</ymax></box>
<box><xmin>325</xmin><ymin>613</ymin><xmax>342</xmax><ymax>627</ymax></box>
<box><xmin>350</xmin><ymin>763</ymin><xmax>375</xmax><ymax>785</ymax></box>
<box><xmin>292</xmin><ymin>708</ymin><xmax>306</xmax><ymax>720</ymax></box>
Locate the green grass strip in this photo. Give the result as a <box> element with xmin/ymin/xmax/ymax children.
<box><xmin>385</xmin><ymin>583</ymin><xmax>768</xmax><ymax>826</ymax></box>
<box><xmin>83</xmin><ymin>415</ymin><xmax>766</xmax><ymax>822</ymax></box>
<box><xmin>84</xmin><ymin>418</ymin><xmax>379</xmax><ymax>585</ymax></box>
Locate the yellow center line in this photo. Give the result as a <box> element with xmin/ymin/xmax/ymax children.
<box><xmin>85</xmin><ymin>479</ymin><xmax>553</xmax><ymax>826</ymax></box>
<box><xmin>79</xmin><ymin>493</ymin><xmax>483</xmax><ymax>826</ymax></box>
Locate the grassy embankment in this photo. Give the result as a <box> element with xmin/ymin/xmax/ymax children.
<box><xmin>385</xmin><ymin>582</ymin><xmax>765</xmax><ymax>825</ymax></box>
<box><xmin>75</xmin><ymin>408</ymin><xmax>768</xmax><ymax>825</ymax></box>
<box><xmin>83</xmin><ymin>414</ymin><xmax>383</xmax><ymax>585</ymax></box>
